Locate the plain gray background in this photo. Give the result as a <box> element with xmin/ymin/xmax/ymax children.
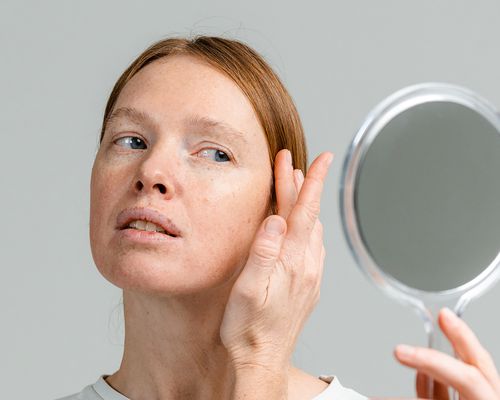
<box><xmin>1</xmin><ymin>1</ymin><xmax>499</xmax><ymax>398</ymax></box>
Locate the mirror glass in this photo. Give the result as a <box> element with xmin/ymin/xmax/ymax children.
<box><xmin>355</xmin><ymin>101</ymin><xmax>500</xmax><ymax>292</ymax></box>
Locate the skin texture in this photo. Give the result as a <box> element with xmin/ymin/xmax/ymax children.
<box><xmin>89</xmin><ymin>54</ymin><xmax>332</xmax><ymax>400</ymax></box>
<box><xmin>91</xmin><ymin>55</ymin><xmax>273</xmax><ymax>298</ymax></box>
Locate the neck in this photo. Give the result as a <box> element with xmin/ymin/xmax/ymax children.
<box><xmin>107</xmin><ymin>281</ymin><xmax>245</xmax><ymax>400</ymax></box>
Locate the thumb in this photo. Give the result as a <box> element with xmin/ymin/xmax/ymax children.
<box><xmin>239</xmin><ymin>215</ymin><xmax>287</xmax><ymax>286</ymax></box>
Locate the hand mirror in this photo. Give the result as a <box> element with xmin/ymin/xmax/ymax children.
<box><xmin>339</xmin><ymin>83</ymin><xmax>500</xmax><ymax>396</ymax></box>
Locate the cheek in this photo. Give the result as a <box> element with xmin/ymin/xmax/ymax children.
<box><xmin>90</xmin><ymin>164</ymin><xmax>109</xmax><ymax>227</ymax></box>
<box><xmin>89</xmin><ymin>160</ymin><xmax>123</xmax><ymax>257</ymax></box>
<box><xmin>87</xmin><ymin>156</ymin><xmax>273</xmax><ymax>294</ymax></box>
<box><xmin>187</xmin><ymin>174</ymin><xmax>270</xmax><ymax>270</ymax></box>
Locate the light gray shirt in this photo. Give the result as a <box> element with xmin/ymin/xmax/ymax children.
<box><xmin>55</xmin><ymin>374</ymin><xmax>367</xmax><ymax>400</ymax></box>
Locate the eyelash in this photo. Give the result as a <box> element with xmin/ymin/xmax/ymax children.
<box><xmin>112</xmin><ymin>135</ymin><xmax>233</xmax><ymax>163</ymax></box>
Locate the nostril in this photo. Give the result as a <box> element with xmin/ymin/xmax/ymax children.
<box><xmin>134</xmin><ymin>180</ymin><xmax>167</xmax><ymax>194</ymax></box>
<box><xmin>154</xmin><ymin>183</ymin><xmax>167</xmax><ymax>194</ymax></box>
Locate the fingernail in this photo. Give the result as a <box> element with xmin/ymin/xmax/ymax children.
<box><xmin>396</xmin><ymin>344</ymin><xmax>415</xmax><ymax>359</ymax></box>
<box><xmin>298</xmin><ymin>169</ymin><xmax>304</xmax><ymax>184</ymax></box>
<box><xmin>286</xmin><ymin>150</ymin><xmax>292</xmax><ymax>165</ymax></box>
<box><xmin>265</xmin><ymin>216</ymin><xmax>285</xmax><ymax>236</ymax></box>
<box><xmin>326</xmin><ymin>153</ymin><xmax>334</xmax><ymax>166</ymax></box>
<box><xmin>293</xmin><ymin>169</ymin><xmax>301</xmax><ymax>188</ymax></box>
<box><xmin>441</xmin><ymin>307</ymin><xmax>457</xmax><ymax>323</ymax></box>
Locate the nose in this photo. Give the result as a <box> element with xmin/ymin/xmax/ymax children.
<box><xmin>133</xmin><ymin>148</ymin><xmax>177</xmax><ymax>200</ymax></box>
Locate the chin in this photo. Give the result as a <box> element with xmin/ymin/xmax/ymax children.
<box><xmin>94</xmin><ymin>254</ymin><xmax>238</xmax><ymax>298</ymax></box>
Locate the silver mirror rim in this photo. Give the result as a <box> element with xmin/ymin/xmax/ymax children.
<box><xmin>339</xmin><ymin>82</ymin><xmax>500</xmax><ymax>310</ymax></box>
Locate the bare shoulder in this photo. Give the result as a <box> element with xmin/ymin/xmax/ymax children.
<box><xmin>287</xmin><ymin>365</ymin><xmax>330</xmax><ymax>400</ymax></box>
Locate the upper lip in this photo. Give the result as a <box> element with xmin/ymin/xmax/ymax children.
<box><xmin>116</xmin><ymin>207</ymin><xmax>182</xmax><ymax>237</ymax></box>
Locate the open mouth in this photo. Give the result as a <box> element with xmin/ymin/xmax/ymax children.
<box><xmin>116</xmin><ymin>207</ymin><xmax>182</xmax><ymax>238</ymax></box>
<box><xmin>122</xmin><ymin>220</ymin><xmax>177</xmax><ymax>237</ymax></box>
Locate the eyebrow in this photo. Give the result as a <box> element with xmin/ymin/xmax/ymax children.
<box><xmin>184</xmin><ymin>115</ymin><xmax>249</xmax><ymax>145</ymax></box>
<box><xmin>104</xmin><ymin>107</ymin><xmax>248</xmax><ymax>145</ymax></box>
<box><xmin>104</xmin><ymin>107</ymin><xmax>157</xmax><ymax>131</ymax></box>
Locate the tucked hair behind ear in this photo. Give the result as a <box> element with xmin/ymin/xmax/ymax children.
<box><xmin>100</xmin><ymin>36</ymin><xmax>308</xmax><ymax>215</ymax></box>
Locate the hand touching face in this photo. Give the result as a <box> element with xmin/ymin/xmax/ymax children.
<box><xmin>220</xmin><ymin>148</ymin><xmax>333</xmax><ymax>368</ymax></box>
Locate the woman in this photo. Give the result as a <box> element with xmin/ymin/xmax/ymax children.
<box><xmin>58</xmin><ymin>36</ymin><xmax>499</xmax><ymax>400</ymax></box>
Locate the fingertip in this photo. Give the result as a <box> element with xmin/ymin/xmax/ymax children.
<box><xmin>285</xmin><ymin>149</ymin><xmax>292</xmax><ymax>166</ymax></box>
<box><xmin>393</xmin><ymin>344</ymin><xmax>403</xmax><ymax>359</ymax></box>
<box><xmin>394</xmin><ymin>344</ymin><xmax>416</xmax><ymax>361</ymax></box>
<box><xmin>264</xmin><ymin>215</ymin><xmax>287</xmax><ymax>236</ymax></box>
<box><xmin>438</xmin><ymin>307</ymin><xmax>458</xmax><ymax>333</ymax></box>
<box><xmin>326</xmin><ymin>152</ymin><xmax>334</xmax><ymax>166</ymax></box>
<box><xmin>283</xmin><ymin>149</ymin><xmax>293</xmax><ymax>170</ymax></box>
<box><xmin>441</xmin><ymin>307</ymin><xmax>456</xmax><ymax>321</ymax></box>
<box><xmin>313</xmin><ymin>151</ymin><xmax>334</xmax><ymax>167</ymax></box>
<box><xmin>298</xmin><ymin>169</ymin><xmax>304</xmax><ymax>185</ymax></box>
<box><xmin>276</xmin><ymin>148</ymin><xmax>291</xmax><ymax>167</ymax></box>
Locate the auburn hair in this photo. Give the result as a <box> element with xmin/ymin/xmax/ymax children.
<box><xmin>99</xmin><ymin>36</ymin><xmax>308</xmax><ymax>215</ymax></box>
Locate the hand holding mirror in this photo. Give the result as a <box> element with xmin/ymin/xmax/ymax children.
<box><xmin>339</xmin><ymin>83</ymin><xmax>500</xmax><ymax>397</ymax></box>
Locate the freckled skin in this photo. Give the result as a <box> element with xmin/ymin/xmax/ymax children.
<box><xmin>89</xmin><ymin>54</ymin><xmax>273</xmax><ymax>298</ymax></box>
<box><xmin>87</xmin><ymin>53</ymin><xmax>332</xmax><ymax>400</ymax></box>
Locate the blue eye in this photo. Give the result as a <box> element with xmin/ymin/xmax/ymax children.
<box><xmin>115</xmin><ymin>136</ymin><xmax>147</xmax><ymax>150</ymax></box>
<box><xmin>198</xmin><ymin>148</ymin><xmax>231</xmax><ymax>162</ymax></box>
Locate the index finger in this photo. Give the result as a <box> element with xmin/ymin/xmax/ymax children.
<box><xmin>394</xmin><ymin>345</ymin><xmax>495</xmax><ymax>399</ymax></box>
<box><xmin>439</xmin><ymin>308</ymin><xmax>500</xmax><ymax>392</ymax></box>
<box><xmin>284</xmin><ymin>151</ymin><xmax>333</xmax><ymax>248</ymax></box>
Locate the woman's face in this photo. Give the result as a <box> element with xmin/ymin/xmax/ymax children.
<box><xmin>90</xmin><ymin>55</ymin><xmax>273</xmax><ymax>296</ymax></box>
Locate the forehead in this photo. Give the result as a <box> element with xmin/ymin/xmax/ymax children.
<box><xmin>112</xmin><ymin>54</ymin><xmax>266</xmax><ymax>145</ymax></box>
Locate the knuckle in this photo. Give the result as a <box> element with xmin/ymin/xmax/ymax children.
<box><xmin>303</xmin><ymin>269</ymin><xmax>319</xmax><ymax>287</ymax></box>
<box><xmin>281</xmin><ymin>249</ymin><xmax>297</xmax><ymax>269</ymax></box>
<box><xmin>464</xmin><ymin>366</ymin><xmax>483</xmax><ymax>386</ymax></box>
<box><xmin>301</xmin><ymin>200</ymin><xmax>321</xmax><ymax>221</ymax></box>
<box><xmin>253</xmin><ymin>241</ymin><xmax>279</xmax><ymax>263</ymax></box>
<box><xmin>285</xmin><ymin>268</ymin><xmax>304</xmax><ymax>283</ymax></box>
<box><xmin>476</xmin><ymin>349</ymin><xmax>494</xmax><ymax>369</ymax></box>
<box><xmin>288</xmin><ymin>265</ymin><xmax>301</xmax><ymax>280</ymax></box>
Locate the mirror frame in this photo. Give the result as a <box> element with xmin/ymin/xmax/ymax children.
<box><xmin>339</xmin><ymin>82</ymin><xmax>500</xmax><ymax>316</ymax></box>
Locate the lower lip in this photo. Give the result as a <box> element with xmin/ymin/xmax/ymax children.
<box><xmin>117</xmin><ymin>228</ymin><xmax>181</xmax><ymax>244</ymax></box>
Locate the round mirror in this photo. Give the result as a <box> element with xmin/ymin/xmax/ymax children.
<box><xmin>339</xmin><ymin>83</ymin><xmax>500</xmax><ymax>395</ymax></box>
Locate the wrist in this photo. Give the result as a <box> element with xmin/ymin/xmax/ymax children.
<box><xmin>232</xmin><ymin>364</ymin><xmax>288</xmax><ymax>400</ymax></box>
<box><xmin>233</xmin><ymin>361</ymin><xmax>288</xmax><ymax>377</ymax></box>
<box><xmin>228</xmin><ymin>346</ymin><xmax>291</xmax><ymax>373</ymax></box>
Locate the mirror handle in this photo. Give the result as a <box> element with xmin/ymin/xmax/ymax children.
<box><xmin>418</xmin><ymin>299</ymin><xmax>468</xmax><ymax>400</ymax></box>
